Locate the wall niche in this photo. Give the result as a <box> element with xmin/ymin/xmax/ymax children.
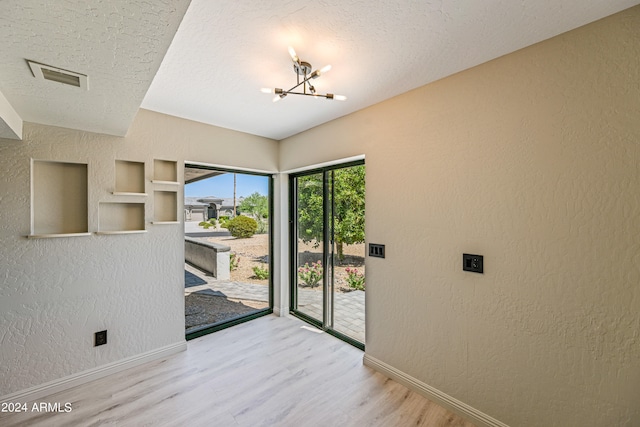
<box><xmin>29</xmin><ymin>160</ymin><xmax>90</xmax><ymax>238</ymax></box>
<box><xmin>114</xmin><ymin>160</ymin><xmax>146</xmax><ymax>195</ymax></box>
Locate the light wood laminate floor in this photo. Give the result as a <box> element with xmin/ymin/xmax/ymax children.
<box><xmin>1</xmin><ymin>315</ymin><xmax>475</xmax><ymax>427</ymax></box>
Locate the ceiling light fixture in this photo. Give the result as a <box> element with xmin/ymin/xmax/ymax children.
<box><xmin>261</xmin><ymin>47</ymin><xmax>346</xmax><ymax>103</ymax></box>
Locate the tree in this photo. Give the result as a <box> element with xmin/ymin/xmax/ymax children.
<box><xmin>297</xmin><ymin>165</ymin><xmax>365</xmax><ymax>261</ymax></box>
<box><xmin>239</xmin><ymin>192</ymin><xmax>268</xmax><ymax>220</ymax></box>
<box><xmin>333</xmin><ymin>165</ymin><xmax>366</xmax><ymax>260</ymax></box>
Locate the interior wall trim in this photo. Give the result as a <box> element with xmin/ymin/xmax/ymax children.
<box><xmin>1</xmin><ymin>341</ymin><xmax>187</xmax><ymax>404</ymax></box>
<box><xmin>363</xmin><ymin>354</ymin><xmax>509</xmax><ymax>427</ymax></box>
<box><xmin>280</xmin><ymin>154</ymin><xmax>365</xmax><ymax>174</ymax></box>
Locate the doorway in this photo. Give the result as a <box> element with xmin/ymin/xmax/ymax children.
<box><xmin>290</xmin><ymin>161</ymin><xmax>366</xmax><ymax>348</ymax></box>
<box><xmin>184</xmin><ymin>164</ymin><xmax>273</xmax><ymax>339</ymax></box>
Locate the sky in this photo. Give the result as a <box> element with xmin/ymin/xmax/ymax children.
<box><xmin>185</xmin><ymin>172</ymin><xmax>269</xmax><ymax>198</ymax></box>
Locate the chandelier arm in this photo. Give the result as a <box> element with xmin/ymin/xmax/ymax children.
<box><xmin>285</xmin><ymin>91</ymin><xmax>331</xmax><ymax>99</ymax></box>
<box><xmin>284</xmin><ymin>73</ymin><xmax>319</xmax><ymax>95</ymax></box>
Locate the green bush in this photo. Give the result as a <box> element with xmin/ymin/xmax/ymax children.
<box><xmin>345</xmin><ymin>267</ymin><xmax>365</xmax><ymax>291</ymax></box>
<box><xmin>298</xmin><ymin>261</ymin><xmax>323</xmax><ymax>287</ymax></box>
<box><xmin>256</xmin><ymin>218</ymin><xmax>269</xmax><ymax>234</ymax></box>
<box><xmin>202</xmin><ymin>223</ymin><xmax>211</xmax><ymax>229</ymax></box>
<box><xmin>226</xmin><ymin>215</ymin><xmax>257</xmax><ymax>238</ymax></box>
<box><xmin>198</xmin><ymin>221</ymin><xmax>207</xmax><ymax>226</ymax></box>
<box><xmin>252</xmin><ymin>265</ymin><xmax>269</xmax><ymax>280</ymax></box>
<box><xmin>230</xmin><ymin>252</ymin><xmax>239</xmax><ymax>271</ymax></box>
<box><xmin>208</xmin><ymin>218</ymin><xmax>217</xmax><ymax>226</ymax></box>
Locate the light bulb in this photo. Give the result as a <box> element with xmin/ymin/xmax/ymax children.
<box><xmin>320</xmin><ymin>64</ymin><xmax>332</xmax><ymax>74</ymax></box>
<box><xmin>288</xmin><ymin>46</ymin><xmax>299</xmax><ymax>63</ymax></box>
<box><xmin>272</xmin><ymin>95</ymin><xmax>282</xmax><ymax>103</ymax></box>
<box><xmin>261</xmin><ymin>88</ymin><xmax>274</xmax><ymax>94</ymax></box>
<box><xmin>334</xmin><ymin>94</ymin><xmax>347</xmax><ymax>101</ymax></box>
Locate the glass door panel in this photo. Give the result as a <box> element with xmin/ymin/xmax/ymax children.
<box><xmin>294</xmin><ymin>173</ymin><xmax>324</xmax><ymax>323</ymax></box>
<box><xmin>329</xmin><ymin>166</ymin><xmax>366</xmax><ymax>343</ymax></box>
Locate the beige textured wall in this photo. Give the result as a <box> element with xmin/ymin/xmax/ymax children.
<box><xmin>280</xmin><ymin>7</ymin><xmax>640</xmax><ymax>426</ymax></box>
<box><xmin>0</xmin><ymin>109</ymin><xmax>277</xmax><ymax>396</ymax></box>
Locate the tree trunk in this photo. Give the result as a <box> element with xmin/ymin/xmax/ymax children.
<box><xmin>233</xmin><ymin>173</ymin><xmax>237</xmax><ymax>217</ymax></box>
<box><xmin>337</xmin><ymin>241</ymin><xmax>345</xmax><ymax>263</ymax></box>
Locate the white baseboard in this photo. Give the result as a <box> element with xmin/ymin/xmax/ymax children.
<box><xmin>1</xmin><ymin>341</ymin><xmax>187</xmax><ymax>404</ymax></box>
<box><xmin>363</xmin><ymin>354</ymin><xmax>509</xmax><ymax>427</ymax></box>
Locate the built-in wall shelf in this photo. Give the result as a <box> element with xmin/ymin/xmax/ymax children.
<box><xmin>98</xmin><ymin>202</ymin><xmax>145</xmax><ymax>233</ymax></box>
<box><xmin>153</xmin><ymin>191</ymin><xmax>178</xmax><ymax>223</ymax></box>
<box><xmin>31</xmin><ymin>160</ymin><xmax>89</xmax><ymax>236</ymax></box>
<box><xmin>95</xmin><ymin>230</ymin><xmax>148</xmax><ymax>235</ymax></box>
<box><xmin>27</xmin><ymin>232</ymin><xmax>92</xmax><ymax>239</ymax></box>
<box><xmin>115</xmin><ymin>160</ymin><xmax>145</xmax><ymax>194</ymax></box>
<box><xmin>151</xmin><ymin>221</ymin><xmax>180</xmax><ymax>225</ymax></box>
<box><xmin>150</xmin><ymin>180</ymin><xmax>180</xmax><ymax>185</ymax></box>
<box><xmin>153</xmin><ymin>159</ymin><xmax>177</xmax><ymax>183</ymax></box>
<box><xmin>112</xmin><ymin>191</ymin><xmax>148</xmax><ymax>196</ymax></box>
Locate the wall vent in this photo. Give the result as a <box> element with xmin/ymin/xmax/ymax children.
<box><xmin>27</xmin><ymin>60</ymin><xmax>88</xmax><ymax>90</ymax></box>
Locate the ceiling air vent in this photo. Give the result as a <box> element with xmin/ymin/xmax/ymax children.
<box><xmin>27</xmin><ymin>60</ymin><xmax>88</xmax><ymax>90</ymax></box>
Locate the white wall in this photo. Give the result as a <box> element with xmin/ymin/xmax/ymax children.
<box><xmin>0</xmin><ymin>109</ymin><xmax>277</xmax><ymax>397</ymax></box>
<box><xmin>280</xmin><ymin>7</ymin><xmax>640</xmax><ymax>426</ymax></box>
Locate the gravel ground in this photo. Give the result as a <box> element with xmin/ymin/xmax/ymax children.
<box><xmin>185</xmin><ymin>293</ymin><xmax>263</xmax><ymax>333</ymax></box>
<box><xmin>203</xmin><ymin>231</ymin><xmax>366</xmax><ymax>290</ymax></box>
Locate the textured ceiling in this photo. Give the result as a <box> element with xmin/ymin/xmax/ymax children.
<box><xmin>0</xmin><ymin>1</ymin><xmax>638</xmax><ymax>141</ymax></box>
<box><xmin>141</xmin><ymin>0</ymin><xmax>640</xmax><ymax>140</ymax></box>
<box><xmin>0</xmin><ymin>0</ymin><xmax>190</xmax><ymax>137</ymax></box>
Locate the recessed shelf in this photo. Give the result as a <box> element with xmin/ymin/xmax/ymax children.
<box><xmin>27</xmin><ymin>232</ymin><xmax>92</xmax><ymax>239</ymax></box>
<box><xmin>150</xmin><ymin>180</ymin><xmax>180</xmax><ymax>185</ymax></box>
<box><xmin>98</xmin><ymin>202</ymin><xmax>145</xmax><ymax>233</ymax></box>
<box><xmin>151</xmin><ymin>221</ymin><xmax>180</xmax><ymax>225</ymax></box>
<box><xmin>153</xmin><ymin>159</ymin><xmax>177</xmax><ymax>182</ymax></box>
<box><xmin>95</xmin><ymin>230</ymin><xmax>148</xmax><ymax>235</ymax></box>
<box><xmin>154</xmin><ymin>191</ymin><xmax>178</xmax><ymax>223</ymax></box>
<box><xmin>112</xmin><ymin>192</ymin><xmax>148</xmax><ymax>196</ymax></box>
<box><xmin>31</xmin><ymin>160</ymin><xmax>88</xmax><ymax>235</ymax></box>
<box><xmin>115</xmin><ymin>160</ymin><xmax>145</xmax><ymax>194</ymax></box>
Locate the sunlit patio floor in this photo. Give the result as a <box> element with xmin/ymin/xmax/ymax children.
<box><xmin>185</xmin><ymin>263</ymin><xmax>365</xmax><ymax>343</ymax></box>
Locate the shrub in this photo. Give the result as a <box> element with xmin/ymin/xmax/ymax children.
<box><xmin>226</xmin><ymin>215</ymin><xmax>257</xmax><ymax>238</ymax></box>
<box><xmin>208</xmin><ymin>218</ymin><xmax>217</xmax><ymax>226</ymax></box>
<box><xmin>256</xmin><ymin>218</ymin><xmax>269</xmax><ymax>234</ymax></box>
<box><xmin>345</xmin><ymin>267</ymin><xmax>365</xmax><ymax>291</ymax></box>
<box><xmin>229</xmin><ymin>252</ymin><xmax>239</xmax><ymax>271</ymax></box>
<box><xmin>202</xmin><ymin>223</ymin><xmax>211</xmax><ymax>229</ymax></box>
<box><xmin>252</xmin><ymin>265</ymin><xmax>269</xmax><ymax>280</ymax></box>
<box><xmin>298</xmin><ymin>261</ymin><xmax>323</xmax><ymax>287</ymax></box>
<box><xmin>198</xmin><ymin>221</ymin><xmax>207</xmax><ymax>226</ymax></box>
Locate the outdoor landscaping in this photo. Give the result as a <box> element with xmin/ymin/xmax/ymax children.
<box><xmin>198</xmin><ymin>230</ymin><xmax>365</xmax><ymax>289</ymax></box>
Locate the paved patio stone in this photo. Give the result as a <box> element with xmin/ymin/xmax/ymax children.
<box><xmin>184</xmin><ymin>263</ymin><xmax>365</xmax><ymax>343</ymax></box>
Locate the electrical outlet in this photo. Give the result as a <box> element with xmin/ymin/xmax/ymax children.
<box><xmin>463</xmin><ymin>254</ymin><xmax>483</xmax><ymax>273</ymax></box>
<box><xmin>94</xmin><ymin>330</ymin><xmax>107</xmax><ymax>347</ymax></box>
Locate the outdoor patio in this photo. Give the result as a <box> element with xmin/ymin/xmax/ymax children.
<box><xmin>185</xmin><ymin>263</ymin><xmax>365</xmax><ymax>343</ymax></box>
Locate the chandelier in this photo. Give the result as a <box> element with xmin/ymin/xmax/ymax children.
<box><xmin>261</xmin><ymin>47</ymin><xmax>346</xmax><ymax>103</ymax></box>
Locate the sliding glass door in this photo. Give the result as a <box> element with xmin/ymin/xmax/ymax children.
<box><xmin>290</xmin><ymin>161</ymin><xmax>365</xmax><ymax>348</ymax></box>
